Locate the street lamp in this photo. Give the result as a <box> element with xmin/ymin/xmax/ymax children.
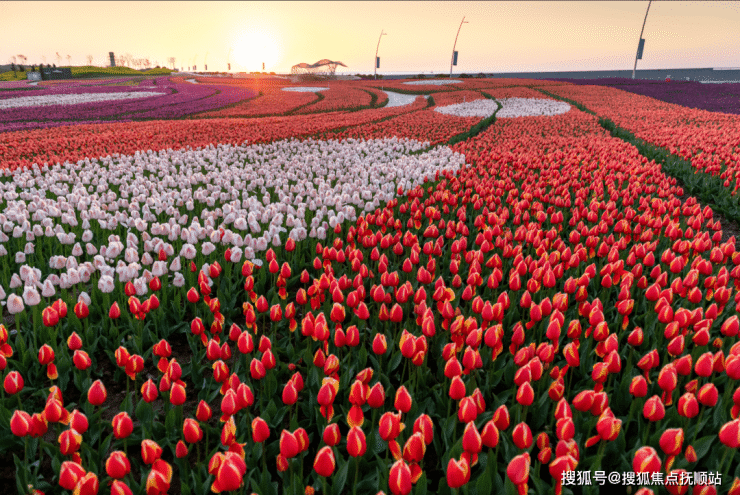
<box><xmin>374</xmin><ymin>29</ymin><xmax>387</xmax><ymax>80</ymax></box>
<box><xmin>632</xmin><ymin>1</ymin><xmax>652</xmax><ymax>79</ymax></box>
<box><xmin>450</xmin><ymin>16</ymin><xmax>468</xmax><ymax>78</ymax></box>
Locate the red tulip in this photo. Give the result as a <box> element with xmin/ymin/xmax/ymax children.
<box><xmin>87</xmin><ymin>379</ymin><xmax>107</xmax><ymax>406</ymax></box>
<box><xmin>643</xmin><ymin>395</ymin><xmax>665</xmax><ymax>422</ymax></box>
<box><xmin>281</xmin><ymin>429</ymin><xmax>301</xmax><ymax>458</ymax></box>
<box><xmin>183</xmin><ymin>418</ymin><xmax>203</xmax><ymax>444</ymax></box>
<box><xmin>141</xmin><ymin>439</ymin><xmax>163</xmax><ymax>465</ymax></box>
<box><xmin>512</xmin><ymin>422</ymin><xmax>533</xmax><ymax>449</ymax></box>
<box><xmin>112</xmin><ymin>411</ymin><xmax>133</xmax><ymax>439</ymax></box>
<box><xmin>633</xmin><ymin>446</ymin><xmax>661</xmax><ymax>473</ymax></box>
<box><xmin>4</xmin><ymin>370</ymin><xmax>24</xmax><ymax>395</ymax></box>
<box><xmin>10</xmin><ymin>410</ymin><xmax>31</xmax><ymax>437</ymax></box>
<box><xmin>313</xmin><ymin>446</ymin><xmax>335</xmax><ymax>477</ymax></box>
<box><xmin>507</xmin><ymin>452</ymin><xmax>531</xmax><ymax>487</ymax></box>
<box><xmin>73</xmin><ymin>472</ymin><xmax>99</xmax><ymax>495</ymax></box>
<box><xmin>146</xmin><ymin>459</ymin><xmax>173</xmax><ymax>495</ymax></box>
<box><xmin>106</xmin><ymin>451</ymin><xmax>131</xmax><ymax>479</ymax></box>
<box><xmin>719</xmin><ymin>419</ymin><xmax>740</xmax><ymax>448</ymax></box>
<box><xmin>252</xmin><ymin>416</ymin><xmax>270</xmax><ymax>443</ymax></box>
<box><xmin>347</xmin><ymin>426</ymin><xmax>367</xmax><ymax>457</ymax></box>
<box><xmin>659</xmin><ymin>428</ymin><xmax>685</xmax><ymax>456</ymax></box>
<box><xmin>59</xmin><ymin>460</ymin><xmax>86</xmax><ymax>490</ymax></box>
<box><xmin>389</xmin><ymin>459</ymin><xmax>413</xmax><ymax>495</ymax></box>
<box><xmin>394</xmin><ymin>386</ymin><xmax>412</xmax><ymax>413</ymax></box>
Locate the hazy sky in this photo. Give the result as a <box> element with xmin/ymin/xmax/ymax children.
<box><xmin>1</xmin><ymin>1</ymin><xmax>738</xmax><ymax>74</ymax></box>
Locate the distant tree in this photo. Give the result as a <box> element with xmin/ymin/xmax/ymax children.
<box><xmin>66</xmin><ymin>54</ymin><xmax>71</xmax><ymax>66</ymax></box>
<box><xmin>168</xmin><ymin>57</ymin><xmax>176</xmax><ymax>69</ymax></box>
<box><xmin>87</xmin><ymin>54</ymin><xmax>93</xmax><ymax>65</ymax></box>
<box><xmin>17</xmin><ymin>54</ymin><xmax>27</xmax><ymax>66</ymax></box>
<box><xmin>10</xmin><ymin>62</ymin><xmax>16</xmax><ymax>76</ymax></box>
<box><xmin>56</xmin><ymin>52</ymin><xmax>62</xmax><ymax>65</ymax></box>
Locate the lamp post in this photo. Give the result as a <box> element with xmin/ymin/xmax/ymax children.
<box><xmin>374</xmin><ymin>29</ymin><xmax>387</xmax><ymax>80</ymax></box>
<box><xmin>632</xmin><ymin>0</ymin><xmax>652</xmax><ymax>79</ymax></box>
<box><xmin>450</xmin><ymin>16</ymin><xmax>468</xmax><ymax>78</ymax></box>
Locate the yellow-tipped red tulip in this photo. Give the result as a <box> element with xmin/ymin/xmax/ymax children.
<box><xmin>251</xmin><ymin>416</ymin><xmax>270</xmax><ymax>443</ymax></box>
<box><xmin>146</xmin><ymin>459</ymin><xmax>173</xmax><ymax>495</ymax></box>
<box><xmin>183</xmin><ymin>418</ymin><xmax>203</xmax><ymax>444</ymax></box>
<box><xmin>59</xmin><ymin>460</ymin><xmax>86</xmax><ymax>490</ymax></box>
<box><xmin>112</xmin><ymin>412</ymin><xmax>133</xmax><ymax>439</ymax></box>
<box><xmin>87</xmin><ymin>379</ymin><xmax>106</xmax><ymax>406</ymax></box>
<box><xmin>73</xmin><ymin>472</ymin><xmax>99</xmax><ymax>495</ymax></box>
<box><xmin>446</xmin><ymin>456</ymin><xmax>470</xmax><ymax>489</ymax></box>
<box><xmin>719</xmin><ymin>419</ymin><xmax>740</xmax><ymax>448</ymax></box>
<box><xmin>633</xmin><ymin>446</ymin><xmax>661</xmax><ymax>473</ymax></box>
<box><xmin>507</xmin><ymin>452</ymin><xmax>531</xmax><ymax>494</ymax></box>
<box><xmin>413</xmin><ymin>414</ymin><xmax>434</xmax><ymax>446</ymax></box>
<box><xmin>106</xmin><ymin>450</ymin><xmax>131</xmax><ymax>479</ymax></box>
<box><xmin>110</xmin><ymin>480</ymin><xmax>133</xmax><ymax>495</ymax></box>
<box><xmin>141</xmin><ymin>439</ymin><xmax>163</xmax><ymax>465</ymax></box>
<box><xmin>402</xmin><ymin>431</ymin><xmax>425</xmax><ymax>463</ymax></box>
<box><xmin>313</xmin><ymin>446</ymin><xmax>335</xmax><ymax>477</ymax></box>
<box><xmin>58</xmin><ymin>428</ymin><xmax>82</xmax><ymax>456</ymax></box>
<box><xmin>281</xmin><ymin>430</ymin><xmax>301</xmax><ymax>458</ymax></box>
<box><xmin>347</xmin><ymin>426</ymin><xmax>367</xmax><ymax>457</ymax></box>
<box><xmin>389</xmin><ymin>459</ymin><xmax>413</xmax><ymax>495</ymax></box>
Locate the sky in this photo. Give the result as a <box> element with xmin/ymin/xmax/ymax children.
<box><xmin>1</xmin><ymin>1</ymin><xmax>739</xmax><ymax>74</ymax></box>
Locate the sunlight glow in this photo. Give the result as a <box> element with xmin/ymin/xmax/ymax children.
<box><xmin>232</xmin><ymin>29</ymin><xmax>281</xmax><ymax>72</ymax></box>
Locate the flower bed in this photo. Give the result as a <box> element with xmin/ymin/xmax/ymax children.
<box><xmin>553</xmin><ymin>78</ymin><xmax>740</xmax><ymax>115</ymax></box>
<box><xmin>541</xmin><ymin>84</ymin><xmax>740</xmax><ymax>195</ymax></box>
<box><xmin>333</xmin><ymin>108</ymin><xmax>482</xmax><ymax>145</ymax></box>
<box><xmin>0</xmin><ymin>78</ymin><xmax>257</xmax><ymax>132</ymax></box>
<box><xmin>0</xmin><ymin>78</ymin><xmax>739</xmax><ymax>495</ymax></box>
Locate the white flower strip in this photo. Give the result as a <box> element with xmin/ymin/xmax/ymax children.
<box><xmin>383</xmin><ymin>91</ymin><xmax>419</xmax><ymax>108</ymax></box>
<box><xmin>495</xmin><ymin>98</ymin><xmax>571</xmax><ymax>118</ymax></box>
<box><xmin>403</xmin><ymin>80</ymin><xmax>462</xmax><ymax>86</ymax></box>
<box><xmin>0</xmin><ymin>138</ymin><xmax>464</xmax><ymax>295</ymax></box>
<box><xmin>435</xmin><ymin>99</ymin><xmax>499</xmax><ymax>118</ymax></box>
<box><xmin>0</xmin><ymin>91</ymin><xmax>166</xmax><ymax>109</ymax></box>
<box><xmin>282</xmin><ymin>87</ymin><xmax>330</xmax><ymax>92</ymax></box>
<box><xmin>434</xmin><ymin>97</ymin><xmax>571</xmax><ymax>118</ymax></box>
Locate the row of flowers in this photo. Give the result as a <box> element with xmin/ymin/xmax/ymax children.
<box><xmin>332</xmin><ymin>107</ymin><xmax>483</xmax><ymax>145</ymax></box>
<box><xmin>0</xmin><ymin>77</ymin><xmax>257</xmax><ymax>132</ymax></box>
<box><xmin>542</xmin><ymin>84</ymin><xmax>740</xmax><ymax>196</ymax></box>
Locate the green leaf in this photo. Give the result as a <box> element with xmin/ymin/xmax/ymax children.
<box><xmin>333</xmin><ymin>456</ymin><xmax>349</xmax><ymax>495</ymax></box>
<box><xmin>165</xmin><ymin>407</ymin><xmax>176</xmax><ymax>432</ymax></box>
<box><xmin>692</xmin><ymin>435</ymin><xmax>715</xmax><ymax>461</ymax></box>
<box><xmin>388</xmin><ymin>351</ymin><xmax>403</xmax><ymax>374</ymax></box>
<box><xmin>417</xmin><ymin>472</ymin><xmax>428</xmax><ymax>495</ymax></box>
<box><xmin>476</xmin><ymin>469</ymin><xmax>493</xmax><ymax>495</ymax></box>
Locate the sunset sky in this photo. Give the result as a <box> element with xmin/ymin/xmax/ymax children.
<box><xmin>1</xmin><ymin>1</ymin><xmax>738</xmax><ymax>74</ymax></box>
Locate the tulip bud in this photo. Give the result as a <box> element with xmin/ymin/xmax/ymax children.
<box><xmin>313</xmin><ymin>446</ymin><xmax>335</xmax><ymax>477</ymax></box>
<box><xmin>106</xmin><ymin>451</ymin><xmax>131</xmax><ymax>479</ymax></box>
<box><xmin>389</xmin><ymin>459</ymin><xmax>413</xmax><ymax>495</ymax></box>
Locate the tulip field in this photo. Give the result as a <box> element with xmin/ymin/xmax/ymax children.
<box><xmin>1</xmin><ymin>75</ymin><xmax>740</xmax><ymax>495</ymax></box>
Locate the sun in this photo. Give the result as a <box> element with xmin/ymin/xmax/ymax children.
<box><xmin>232</xmin><ymin>29</ymin><xmax>281</xmax><ymax>72</ymax></box>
